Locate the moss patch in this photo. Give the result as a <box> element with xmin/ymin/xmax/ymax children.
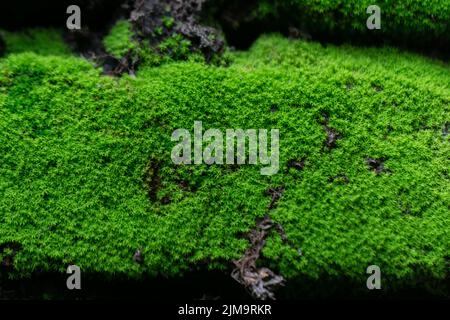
<box><xmin>0</xmin><ymin>32</ymin><xmax>449</xmax><ymax>294</ymax></box>
<box><xmin>103</xmin><ymin>20</ymin><xmax>137</xmax><ymax>59</ymax></box>
<box><xmin>0</xmin><ymin>28</ymin><xmax>71</xmax><ymax>56</ymax></box>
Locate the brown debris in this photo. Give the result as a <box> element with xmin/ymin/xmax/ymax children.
<box><xmin>178</xmin><ymin>179</ymin><xmax>190</xmax><ymax>191</ymax></box>
<box><xmin>144</xmin><ymin>159</ymin><xmax>161</xmax><ymax>202</ymax></box>
<box><xmin>231</xmin><ymin>216</ymin><xmax>285</xmax><ymax>300</ymax></box>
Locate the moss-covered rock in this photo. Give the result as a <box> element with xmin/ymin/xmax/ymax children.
<box><xmin>0</xmin><ymin>31</ymin><xmax>449</xmax><ymax>296</ymax></box>
<box><xmin>103</xmin><ymin>20</ymin><xmax>137</xmax><ymax>59</ymax></box>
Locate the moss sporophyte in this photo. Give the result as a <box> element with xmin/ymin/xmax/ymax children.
<box><xmin>171</xmin><ymin>121</ymin><xmax>280</xmax><ymax>175</ymax></box>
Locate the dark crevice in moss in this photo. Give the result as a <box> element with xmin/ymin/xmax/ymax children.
<box><xmin>443</xmin><ymin>122</ymin><xmax>449</xmax><ymax>138</ymax></box>
<box><xmin>286</xmin><ymin>159</ymin><xmax>305</xmax><ymax>172</ymax></box>
<box><xmin>0</xmin><ymin>0</ymin><xmax>125</xmax><ymax>31</ymax></box>
<box><xmin>0</xmin><ymin>35</ymin><xmax>5</xmax><ymax>57</ymax></box>
<box><xmin>100</xmin><ymin>49</ymin><xmax>140</xmax><ymax>76</ymax></box>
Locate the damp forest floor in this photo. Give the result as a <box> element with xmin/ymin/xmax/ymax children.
<box><xmin>0</xmin><ymin>29</ymin><xmax>449</xmax><ymax>299</ymax></box>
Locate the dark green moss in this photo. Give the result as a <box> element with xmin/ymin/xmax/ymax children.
<box><xmin>209</xmin><ymin>0</ymin><xmax>449</xmax><ymax>52</ymax></box>
<box><xmin>103</xmin><ymin>20</ymin><xmax>137</xmax><ymax>59</ymax></box>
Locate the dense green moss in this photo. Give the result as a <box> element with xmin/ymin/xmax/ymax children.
<box><xmin>0</xmin><ymin>31</ymin><xmax>449</xmax><ymax>294</ymax></box>
<box><xmin>211</xmin><ymin>0</ymin><xmax>449</xmax><ymax>50</ymax></box>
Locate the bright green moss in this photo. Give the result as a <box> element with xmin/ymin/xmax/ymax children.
<box><xmin>0</xmin><ymin>32</ymin><xmax>449</xmax><ymax>293</ymax></box>
<box><xmin>103</xmin><ymin>20</ymin><xmax>137</xmax><ymax>58</ymax></box>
